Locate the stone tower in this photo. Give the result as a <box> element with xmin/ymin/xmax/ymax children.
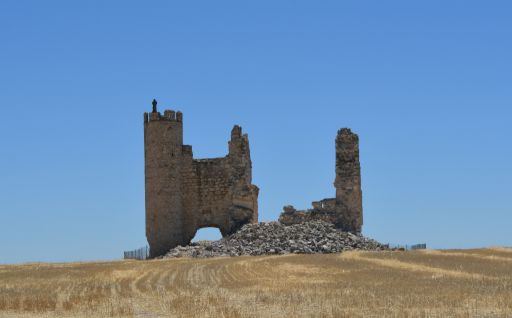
<box><xmin>279</xmin><ymin>128</ymin><xmax>363</xmax><ymax>233</ymax></box>
<box><xmin>144</xmin><ymin>100</ymin><xmax>259</xmax><ymax>258</ymax></box>
<box><xmin>334</xmin><ymin>128</ymin><xmax>363</xmax><ymax>233</ymax></box>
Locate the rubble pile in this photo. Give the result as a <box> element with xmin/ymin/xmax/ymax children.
<box><xmin>164</xmin><ymin>220</ymin><xmax>388</xmax><ymax>258</ymax></box>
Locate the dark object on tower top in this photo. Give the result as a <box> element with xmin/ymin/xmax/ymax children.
<box><xmin>152</xmin><ymin>99</ymin><xmax>158</xmax><ymax>113</ymax></box>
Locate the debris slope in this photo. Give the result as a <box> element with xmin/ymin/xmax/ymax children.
<box><xmin>164</xmin><ymin>220</ymin><xmax>388</xmax><ymax>258</ymax></box>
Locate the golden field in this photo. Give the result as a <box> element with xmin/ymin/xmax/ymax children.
<box><xmin>0</xmin><ymin>248</ymin><xmax>511</xmax><ymax>318</ymax></box>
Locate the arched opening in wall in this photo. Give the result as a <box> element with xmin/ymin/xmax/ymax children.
<box><xmin>191</xmin><ymin>227</ymin><xmax>223</xmax><ymax>243</ymax></box>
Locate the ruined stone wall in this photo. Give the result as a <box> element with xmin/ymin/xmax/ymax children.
<box><xmin>144</xmin><ymin>104</ymin><xmax>258</xmax><ymax>258</ymax></box>
<box><xmin>279</xmin><ymin>199</ymin><xmax>339</xmax><ymax>226</ymax></box>
<box><xmin>278</xmin><ymin>128</ymin><xmax>363</xmax><ymax>233</ymax></box>
<box><xmin>182</xmin><ymin>158</ymin><xmax>233</xmax><ymax>240</ymax></box>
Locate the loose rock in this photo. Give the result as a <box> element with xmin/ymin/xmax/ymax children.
<box><xmin>163</xmin><ymin>220</ymin><xmax>388</xmax><ymax>258</ymax></box>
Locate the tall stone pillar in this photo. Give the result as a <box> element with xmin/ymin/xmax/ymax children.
<box><xmin>334</xmin><ymin>128</ymin><xmax>363</xmax><ymax>233</ymax></box>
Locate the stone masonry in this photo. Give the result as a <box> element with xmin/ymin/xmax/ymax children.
<box><xmin>279</xmin><ymin>128</ymin><xmax>363</xmax><ymax>233</ymax></box>
<box><xmin>144</xmin><ymin>100</ymin><xmax>259</xmax><ymax>258</ymax></box>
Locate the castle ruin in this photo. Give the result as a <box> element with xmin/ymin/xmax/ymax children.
<box><xmin>279</xmin><ymin>128</ymin><xmax>363</xmax><ymax>233</ymax></box>
<box><xmin>144</xmin><ymin>100</ymin><xmax>259</xmax><ymax>258</ymax></box>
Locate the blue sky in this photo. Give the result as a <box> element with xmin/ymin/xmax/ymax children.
<box><xmin>0</xmin><ymin>1</ymin><xmax>510</xmax><ymax>263</ymax></box>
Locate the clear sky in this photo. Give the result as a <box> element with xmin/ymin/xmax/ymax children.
<box><xmin>0</xmin><ymin>1</ymin><xmax>510</xmax><ymax>263</ymax></box>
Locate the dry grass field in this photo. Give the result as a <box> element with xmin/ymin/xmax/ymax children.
<box><xmin>1</xmin><ymin>248</ymin><xmax>511</xmax><ymax>317</ymax></box>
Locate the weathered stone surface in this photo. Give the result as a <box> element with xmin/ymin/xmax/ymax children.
<box><xmin>144</xmin><ymin>102</ymin><xmax>258</xmax><ymax>258</ymax></box>
<box><xmin>335</xmin><ymin>128</ymin><xmax>363</xmax><ymax>232</ymax></box>
<box><xmin>279</xmin><ymin>128</ymin><xmax>363</xmax><ymax>233</ymax></box>
<box><xmin>163</xmin><ymin>220</ymin><xmax>388</xmax><ymax>258</ymax></box>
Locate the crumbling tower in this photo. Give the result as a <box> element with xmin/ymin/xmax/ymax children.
<box><xmin>334</xmin><ymin>128</ymin><xmax>363</xmax><ymax>233</ymax></box>
<box><xmin>279</xmin><ymin>128</ymin><xmax>363</xmax><ymax>233</ymax></box>
<box><xmin>144</xmin><ymin>100</ymin><xmax>259</xmax><ymax>258</ymax></box>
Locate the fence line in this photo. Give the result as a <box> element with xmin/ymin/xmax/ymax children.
<box><xmin>389</xmin><ymin>243</ymin><xmax>427</xmax><ymax>251</ymax></box>
<box><xmin>410</xmin><ymin>243</ymin><xmax>427</xmax><ymax>250</ymax></box>
<box><xmin>123</xmin><ymin>246</ymin><xmax>150</xmax><ymax>260</ymax></box>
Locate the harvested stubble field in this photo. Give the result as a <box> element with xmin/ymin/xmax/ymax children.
<box><xmin>1</xmin><ymin>249</ymin><xmax>511</xmax><ymax>318</ymax></box>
